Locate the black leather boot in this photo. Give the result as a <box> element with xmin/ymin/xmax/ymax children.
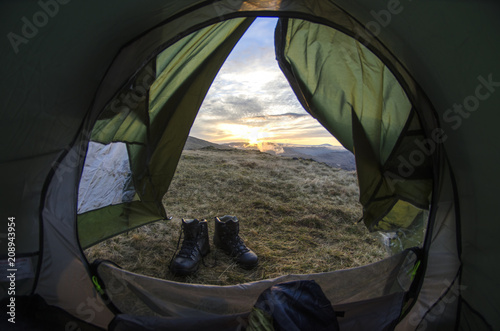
<box><xmin>170</xmin><ymin>219</ymin><xmax>210</xmax><ymax>276</ymax></box>
<box><xmin>214</xmin><ymin>216</ymin><xmax>258</xmax><ymax>269</ymax></box>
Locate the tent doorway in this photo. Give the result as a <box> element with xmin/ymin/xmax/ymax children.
<box><xmin>80</xmin><ymin>17</ymin><xmax>429</xmax><ymax>286</ymax></box>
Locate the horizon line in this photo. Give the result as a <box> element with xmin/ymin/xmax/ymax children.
<box><xmin>188</xmin><ymin>136</ymin><xmax>346</xmax><ymax>148</ymax></box>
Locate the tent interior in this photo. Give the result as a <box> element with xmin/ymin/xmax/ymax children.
<box><xmin>1</xmin><ymin>1</ymin><xmax>499</xmax><ymax>330</ymax></box>
<box><xmin>78</xmin><ymin>16</ymin><xmax>430</xmax><ymax>329</ymax></box>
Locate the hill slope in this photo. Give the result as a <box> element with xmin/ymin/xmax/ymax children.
<box><xmin>184</xmin><ymin>136</ymin><xmax>228</xmax><ymax>150</ymax></box>
<box><xmin>85</xmin><ymin>147</ymin><xmax>386</xmax><ymax>285</ymax></box>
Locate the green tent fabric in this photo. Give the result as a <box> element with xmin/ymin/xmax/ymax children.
<box><xmin>275</xmin><ymin>18</ymin><xmax>432</xmax><ymax>232</ymax></box>
<box><xmin>1</xmin><ymin>0</ymin><xmax>499</xmax><ymax>330</ymax></box>
<box><xmin>78</xmin><ymin>18</ymin><xmax>254</xmax><ymax>248</ymax></box>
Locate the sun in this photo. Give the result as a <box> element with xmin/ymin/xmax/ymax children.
<box><xmin>247</xmin><ymin>131</ymin><xmax>260</xmax><ymax>145</ymax></box>
<box><xmin>243</xmin><ymin>126</ymin><xmax>271</xmax><ymax>146</ymax></box>
<box><xmin>217</xmin><ymin>123</ymin><xmax>271</xmax><ymax>145</ymax></box>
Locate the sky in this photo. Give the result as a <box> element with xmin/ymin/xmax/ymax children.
<box><xmin>189</xmin><ymin>18</ymin><xmax>341</xmax><ymax>147</ymax></box>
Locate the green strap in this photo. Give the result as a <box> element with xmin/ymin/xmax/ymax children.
<box><xmin>409</xmin><ymin>260</ymin><xmax>421</xmax><ymax>281</ymax></box>
<box><xmin>92</xmin><ymin>276</ymin><xmax>105</xmax><ymax>296</ymax></box>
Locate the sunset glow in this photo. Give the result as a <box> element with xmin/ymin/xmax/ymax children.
<box><xmin>217</xmin><ymin>123</ymin><xmax>271</xmax><ymax>145</ymax></box>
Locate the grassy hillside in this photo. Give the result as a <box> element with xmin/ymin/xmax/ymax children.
<box><xmin>85</xmin><ymin>147</ymin><xmax>387</xmax><ymax>285</ymax></box>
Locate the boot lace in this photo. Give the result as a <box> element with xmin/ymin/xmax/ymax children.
<box><xmin>178</xmin><ymin>238</ymin><xmax>199</xmax><ymax>259</ymax></box>
<box><xmin>168</xmin><ymin>222</ymin><xmax>217</xmax><ymax>270</ymax></box>
<box><xmin>228</xmin><ymin>236</ymin><xmax>250</xmax><ymax>256</ymax></box>
<box><xmin>169</xmin><ymin>223</ymin><xmax>201</xmax><ymax>266</ymax></box>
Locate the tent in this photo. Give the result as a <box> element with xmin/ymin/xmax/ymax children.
<box><xmin>1</xmin><ymin>0</ymin><xmax>499</xmax><ymax>329</ymax></box>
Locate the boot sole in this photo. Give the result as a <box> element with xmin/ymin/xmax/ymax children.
<box><xmin>170</xmin><ymin>265</ymin><xmax>200</xmax><ymax>276</ymax></box>
<box><xmin>214</xmin><ymin>245</ymin><xmax>258</xmax><ymax>270</ymax></box>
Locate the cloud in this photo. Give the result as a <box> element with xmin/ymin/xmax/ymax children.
<box><xmin>201</xmin><ymin>95</ymin><xmax>264</xmax><ymax>119</ymax></box>
<box><xmin>263</xmin><ymin>78</ymin><xmax>290</xmax><ymax>92</ymax></box>
<box><xmin>244</xmin><ymin>113</ymin><xmax>308</xmax><ymax>122</ymax></box>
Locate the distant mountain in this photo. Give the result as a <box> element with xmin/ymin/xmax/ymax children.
<box><xmin>222</xmin><ymin>141</ymin><xmax>356</xmax><ymax>171</ymax></box>
<box><xmin>281</xmin><ymin>145</ymin><xmax>356</xmax><ymax>170</ymax></box>
<box><xmin>183</xmin><ymin>136</ymin><xmax>230</xmax><ymax>150</ymax></box>
<box><xmin>184</xmin><ymin>137</ymin><xmax>356</xmax><ymax>171</ymax></box>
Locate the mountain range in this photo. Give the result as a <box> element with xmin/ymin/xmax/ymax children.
<box><xmin>184</xmin><ymin>136</ymin><xmax>356</xmax><ymax>171</ymax></box>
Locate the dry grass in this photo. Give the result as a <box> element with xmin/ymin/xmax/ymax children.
<box><xmin>85</xmin><ymin>147</ymin><xmax>387</xmax><ymax>285</ymax></box>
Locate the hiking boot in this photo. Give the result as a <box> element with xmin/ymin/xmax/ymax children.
<box><xmin>170</xmin><ymin>219</ymin><xmax>210</xmax><ymax>276</ymax></box>
<box><xmin>214</xmin><ymin>216</ymin><xmax>258</xmax><ymax>269</ymax></box>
